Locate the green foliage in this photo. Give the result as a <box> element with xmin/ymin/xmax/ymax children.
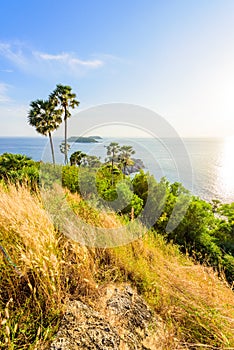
<box><xmin>223</xmin><ymin>254</ymin><xmax>234</xmax><ymax>283</ymax></box>
<box><xmin>22</xmin><ymin>156</ymin><xmax>234</xmax><ymax>285</ymax></box>
<box><xmin>195</xmin><ymin>232</ymin><xmax>222</xmax><ymax>265</ymax></box>
<box><xmin>122</xmin><ymin>192</ymin><xmax>143</xmax><ymax>217</ymax></box>
<box><xmin>104</xmin><ymin>181</ymin><xmax>134</xmax><ymax>213</ymax></box>
<box><xmin>78</xmin><ymin>169</ymin><xmax>97</xmax><ymax>198</ymax></box>
<box><xmin>39</xmin><ymin>163</ymin><xmax>62</xmax><ymax>189</ymax></box>
<box><xmin>118</xmin><ymin>145</ymin><xmax>135</xmax><ymax>175</ymax></box>
<box><xmin>167</xmin><ymin>198</ymin><xmax>213</xmax><ymax>245</ymax></box>
<box><xmin>62</xmin><ymin>165</ymin><xmax>79</xmax><ymax>193</ymax></box>
<box><xmin>28</xmin><ymin>99</ymin><xmax>62</xmax><ymax>164</ymax></box>
<box><xmin>131</xmin><ymin>170</ymin><xmax>234</xmax><ymax>283</ymax></box>
<box><xmin>141</xmin><ymin>177</ymin><xmax>168</xmax><ymax>229</ymax></box>
<box><xmin>132</xmin><ymin>169</ymin><xmax>150</xmax><ymax>204</ymax></box>
<box><xmin>96</xmin><ymin>164</ymin><xmax>123</xmax><ymax>193</ymax></box>
<box><xmin>0</xmin><ymin>153</ymin><xmax>39</xmax><ymax>187</ymax></box>
<box><xmin>28</xmin><ymin>84</ymin><xmax>79</xmax><ymax>165</ymax></box>
<box><xmin>60</xmin><ymin>141</ymin><xmax>71</xmax><ymax>155</ymax></box>
<box><xmin>133</xmin><ymin>171</ymin><xmax>168</xmax><ymax>227</ymax></box>
<box><xmin>28</xmin><ymin>99</ymin><xmax>62</xmax><ymax>137</ymax></box>
<box><xmin>218</xmin><ymin>202</ymin><xmax>234</xmax><ymax>222</ymax></box>
<box><xmin>104</xmin><ymin>142</ymin><xmax>138</xmax><ymax>177</ymax></box>
<box><xmin>82</xmin><ymin>155</ymin><xmax>102</xmax><ymax>168</ymax></box>
<box><xmin>0</xmin><ymin>153</ymin><xmax>34</xmax><ymax>176</ymax></box>
<box><xmin>105</xmin><ymin>142</ymin><xmax>120</xmax><ymax>164</ymax></box>
<box><xmin>70</xmin><ymin>151</ymin><xmax>86</xmax><ymax>166</ymax></box>
<box><xmin>50</xmin><ymin>84</ymin><xmax>79</xmax><ymax>164</ymax></box>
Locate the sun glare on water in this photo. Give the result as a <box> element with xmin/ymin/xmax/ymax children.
<box><xmin>218</xmin><ymin>136</ymin><xmax>234</xmax><ymax>196</ymax></box>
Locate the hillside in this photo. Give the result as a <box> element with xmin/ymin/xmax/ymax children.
<box><xmin>0</xmin><ymin>184</ymin><xmax>234</xmax><ymax>349</ymax></box>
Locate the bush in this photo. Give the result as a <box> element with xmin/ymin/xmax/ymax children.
<box><xmin>0</xmin><ymin>153</ymin><xmax>39</xmax><ymax>188</ymax></box>
<box><xmin>223</xmin><ymin>254</ymin><xmax>234</xmax><ymax>283</ymax></box>
<box><xmin>62</xmin><ymin>165</ymin><xmax>79</xmax><ymax>193</ymax></box>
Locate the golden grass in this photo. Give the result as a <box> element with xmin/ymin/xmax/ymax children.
<box><xmin>65</xmin><ymin>190</ymin><xmax>122</xmax><ymax>229</ymax></box>
<box><xmin>0</xmin><ymin>184</ymin><xmax>234</xmax><ymax>349</ymax></box>
<box><xmin>0</xmin><ymin>184</ymin><xmax>97</xmax><ymax>348</ymax></box>
<box><xmin>104</xmin><ymin>235</ymin><xmax>234</xmax><ymax>348</ymax></box>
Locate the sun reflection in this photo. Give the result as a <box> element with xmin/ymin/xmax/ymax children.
<box><xmin>218</xmin><ymin>136</ymin><xmax>234</xmax><ymax>196</ymax></box>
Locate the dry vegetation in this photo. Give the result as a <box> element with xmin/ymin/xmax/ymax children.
<box><xmin>0</xmin><ymin>184</ymin><xmax>234</xmax><ymax>349</ymax></box>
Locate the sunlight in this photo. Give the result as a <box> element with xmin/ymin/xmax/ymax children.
<box><xmin>218</xmin><ymin>136</ymin><xmax>234</xmax><ymax>194</ymax></box>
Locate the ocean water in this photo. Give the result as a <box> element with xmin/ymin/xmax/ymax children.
<box><xmin>0</xmin><ymin>136</ymin><xmax>233</xmax><ymax>204</ymax></box>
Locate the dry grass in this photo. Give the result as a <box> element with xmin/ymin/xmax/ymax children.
<box><xmin>65</xmin><ymin>190</ymin><xmax>122</xmax><ymax>229</ymax></box>
<box><xmin>0</xmin><ymin>184</ymin><xmax>234</xmax><ymax>349</ymax></box>
<box><xmin>0</xmin><ymin>184</ymin><xmax>97</xmax><ymax>349</ymax></box>
<box><xmin>102</xmin><ymin>235</ymin><xmax>234</xmax><ymax>348</ymax></box>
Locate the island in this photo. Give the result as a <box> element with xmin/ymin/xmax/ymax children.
<box><xmin>68</xmin><ymin>136</ymin><xmax>102</xmax><ymax>143</ymax></box>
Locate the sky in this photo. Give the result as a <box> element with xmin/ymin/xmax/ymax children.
<box><xmin>1</xmin><ymin>0</ymin><xmax>234</xmax><ymax>137</ymax></box>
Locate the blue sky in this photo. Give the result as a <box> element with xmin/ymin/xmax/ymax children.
<box><xmin>1</xmin><ymin>0</ymin><xmax>234</xmax><ymax>137</ymax></box>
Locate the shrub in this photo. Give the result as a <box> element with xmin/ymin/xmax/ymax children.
<box><xmin>223</xmin><ymin>254</ymin><xmax>234</xmax><ymax>284</ymax></box>
<box><xmin>0</xmin><ymin>153</ymin><xmax>40</xmax><ymax>188</ymax></box>
<box><xmin>62</xmin><ymin>165</ymin><xmax>79</xmax><ymax>193</ymax></box>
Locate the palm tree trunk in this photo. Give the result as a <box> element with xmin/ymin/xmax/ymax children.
<box><xmin>49</xmin><ymin>132</ymin><xmax>55</xmax><ymax>165</ymax></box>
<box><xmin>64</xmin><ymin>107</ymin><xmax>68</xmax><ymax>165</ymax></box>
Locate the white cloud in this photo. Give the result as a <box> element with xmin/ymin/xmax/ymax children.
<box><xmin>35</xmin><ymin>51</ymin><xmax>103</xmax><ymax>68</ymax></box>
<box><xmin>0</xmin><ymin>42</ymin><xmax>27</xmax><ymax>67</ymax></box>
<box><xmin>0</xmin><ymin>41</ymin><xmax>105</xmax><ymax>78</ymax></box>
<box><xmin>68</xmin><ymin>57</ymin><xmax>103</xmax><ymax>68</ymax></box>
<box><xmin>0</xmin><ymin>69</ymin><xmax>13</xmax><ymax>73</ymax></box>
<box><xmin>37</xmin><ymin>53</ymin><xmax>68</xmax><ymax>61</ymax></box>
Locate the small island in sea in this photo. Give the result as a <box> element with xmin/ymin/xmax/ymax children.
<box><xmin>68</xmin><ymin>136</ymin><xmax>102</xmax><ymax>143</ymax></box>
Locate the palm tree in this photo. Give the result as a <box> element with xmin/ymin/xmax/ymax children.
<box><xmin>50</xmin><ymin>84</ymin><xmax>79</xmax><ymax>164</ymax></box>
<box><xmin>28</xmin><ymin>99</ymin><xmax>62</xmax><ymax>164</ymax></box>
<box><xmin>70</xmin><ymin>151</ymin><xmax>86</xmax><ymax>166</ymax></box>
<box><xmin>59</xmin><ymin>141</ymin><xmax>71</xmax><ymax>158</ymax></box>
<box><xmin>82</xmin><ymin>155</ymin><xmax>102</xmax><ymax>168</ymax></box>
<box><xmin>119</xmin><ymin>145</ymin><xmax>135</xmax><ymax>175</ymax></box>
<box><xmin>105</xmin><ymin>142</ymin><xmax>120</xmax><ymax>185</ymax></box>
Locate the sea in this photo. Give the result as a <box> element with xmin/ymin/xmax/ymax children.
<box><xmin>0</xmin><ymin>136</ymin><xmax>234</xmax><ymax>204</ymax></box>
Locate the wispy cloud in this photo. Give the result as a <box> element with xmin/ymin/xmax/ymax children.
<box><xmin>36</xmin><ymin>52</ymin><xmax>103</xmax><ymax>68</ymax></box>
<box><xmin>0</xmin><ymin>69</ymin><xmax>13</xmax><ymax>73</ymax></box>
<box><xmin>0</xmin><ymin>42</ymin><xmax>27</xmax><ymax>67</ymax></box>
<box><xmin>0</xmin><ymin>41</ymin><xmax>105</xmax><ymax>78</ymax></box>
<box><xmin>0</xmin><ymin>82</ymin><xmax>11</xmax><ymax>103</ymax></box>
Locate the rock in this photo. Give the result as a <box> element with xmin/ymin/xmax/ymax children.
<box><xmin>124</xmin><ymin>159</ymin><xmax>145</xmax><ymax>175</ymax></box>
<box><xmin>50</xmin><ymin>300</ymin><xmax>120</xmax><ymax>350</ymax></box>
<box><xmin>50</xmin><ymin>284</ymin><xmax>164</xmax><ymax>350</ymax></box>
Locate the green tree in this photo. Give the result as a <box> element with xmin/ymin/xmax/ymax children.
<box><xmin>59</xmin><ymin>141</ymin><xmax>71</xmax><ymax>158</ymax></box>
<box><xmin>119</xmin><ymin>145</ymin><xmax>135</xmax><ymax>175</ymax></box>
<box><xmin>28</xmin><ymin>99</ymin><xmax>62</xmax><ymax>164</ymax></box>
<box><xmin>50</xmin><ymin>84</ymin><xmax>79</xmax><ymax>164</ymax></box>
<box><xmin>0</xmin><ymin>153</ymin><xmax>35</xmax><ymax>180</ymax></box>
<box><xmin>0</xmin><ymin>153</ymin><xmax>39</xmax><ymax>189</ymax></box>
<box><xmin>96</xmin><ymin>164</ymin><xmax>123</xmax><ymax>196</ymax></box>
<box><xmin>62</xmin><ymin>165</ymin><xmax>79</xmax><ymax>193</ymax></box>
<box><xmin>105</xmin><ymin>142</ymin><xmax>121</xmax><ymax>185</ymax></box>
<box><xmin>82</xmin><ymin>155</ymin><xmax>102</xmax><ymax>168</ymax></box>
<box><xmin>132</xmin><ymin>170</ymin><xmax>151</xmax><ymax>204</ymax></box>
<box><xmin>70</xmin><ymin>151</ymin><xmax>86</xmax><ymax>166</ymax></box>
<box><xmin>215</xmin><ymin>203</ymin><xmax>234</xmax><ymax>255</ymax></box>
